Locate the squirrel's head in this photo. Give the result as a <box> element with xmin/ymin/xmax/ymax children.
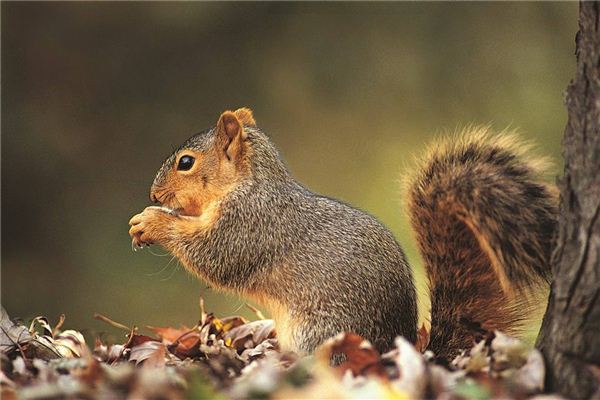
<box><xmin>150</xmin><ymin>108</ymin><xmax>257</xmax><ymax>217</ymax></box>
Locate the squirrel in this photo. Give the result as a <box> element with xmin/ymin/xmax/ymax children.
<box><xmin>128</xmin><ymin>108</ymin><xmax>558</xmax><ymax>363</ymax></box>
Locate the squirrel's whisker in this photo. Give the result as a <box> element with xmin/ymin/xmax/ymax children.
<box><xmin>159</xmin><ymin>260</ymin><xmax>180</xmax><ymax>282</ymax></box>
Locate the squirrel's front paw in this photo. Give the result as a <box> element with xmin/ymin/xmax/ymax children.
<box><xmin>128</xmin><ymin>206</ymin><xmax>173</xmax><ymax>249</ymax></box>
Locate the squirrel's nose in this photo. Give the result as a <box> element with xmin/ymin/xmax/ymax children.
<box><xmin>150</xmin><ymin>191</ymin><xmax>159</xmax><ymax>204</ymax></box>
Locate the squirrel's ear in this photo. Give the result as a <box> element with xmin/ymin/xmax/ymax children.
<box><xmin>215</xmin><ymin>110</ymin><xmax>248</xmax><ymax>161</ymax></box>
<box><xmin>234</xmin><ymin>107</ymin><xmax>256</xmax><ymax>127</ymax></box>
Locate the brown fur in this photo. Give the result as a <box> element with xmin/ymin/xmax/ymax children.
<box><xmin>243</xmin><ymin>287</ymin><xmax>297</xmax><ymax>350</ymax></box>
<box><xmin>129</xmin><ymin>112</ymin><xmax>556</xmax><ymax>361</ymax></box>
<box><xmin>149</xmin><ymin>110</ymin><xmax>251</xmax><ymax>217</ymax></box>
<box><xmin>406</xmin><ymin>128</ymin><xmax>558</xmax><ymax>363</ymax></box>
<box><xmin>129</xmin><ymin>107</ymin><xmax>417</xmax><ymax>355</ymax></box>
<box><xmin>233</xmin><ymin>107</ymin><xmax>257</xmax><ymax>127</ymax></box>
<box><xmin>130</xmin><ymin>110</ymin><xmax>253</xmax><ymax>280</ymax></box>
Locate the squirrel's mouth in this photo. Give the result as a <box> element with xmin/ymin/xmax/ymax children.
<box><xmin>159</xmin><ymin>206</ymin><xmax>200</xmax><ymax>218</ymax></box>
<box><xmin>173</xmin><ymin>207</ymin><xmax>185</xmax><ymax>215</ymax></box>
<box><xmin>152</xmin><ymin>191</ymin><xmax>204</xmax><ymax>218</ymax></box>
<box><xmin>153</xmin><ymin>205</ymin><xmax>186</xmax><ymax>217</ymax></box>
<box><xmin>152</xmin><ymin>192</ymin><xmax>191</xmax><ymax>217</ymax></box>
<box><xmin>154</xmin><ymin>193</ymin><xmax>202</xmax><ymax>218</ymax></box>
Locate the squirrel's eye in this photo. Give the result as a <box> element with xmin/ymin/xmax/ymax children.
<box><xmin>177</xmin><ymin>155</ymin><xmax>195</xmax><ymax>171</ymax></box>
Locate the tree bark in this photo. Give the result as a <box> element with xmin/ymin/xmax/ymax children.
<box><xmin>536</xmin><ymin>2</ymin><xmax>600</xmax><ymax>399</ymax></box>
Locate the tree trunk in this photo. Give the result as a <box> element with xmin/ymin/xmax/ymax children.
<box><xmin>536</xmin><ymin>2</ymin><xmax>600</xmax><ymax>399</ymax></box>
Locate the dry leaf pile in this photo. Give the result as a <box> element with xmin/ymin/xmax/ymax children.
<box><xmin>0</xmin><ymin>304</ymin><xmax>560</xmax><ymax>400</ymax></box>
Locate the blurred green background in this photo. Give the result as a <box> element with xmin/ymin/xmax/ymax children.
<box><xmin>2</xmin><ymin>2</ymin><xmax>575</xmax><ymax>342</ymax></box>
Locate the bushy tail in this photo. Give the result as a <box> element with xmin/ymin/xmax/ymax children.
<box><xmin>406</xmin><ymin>127</ymin><xmax>558</xmax><ymax>363</ymax></box>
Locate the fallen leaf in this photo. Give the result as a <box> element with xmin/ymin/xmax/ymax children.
<box><xmin>219</xmin><ymin>316</ymin><xmax>248</xmax><ymax>333</ymax></box>
<box><xmin>514</xmin><ymin>348</ymin><xmax>545</xmax><ymax>394</ymax></box>
<box><xmin>28</xmin><ymin>317</ymin><xmax>53</xmax><ymax>337</ymax></box>
<box><xmin>53</xmin><ymin>330</ymin><xmax>86</xmax><ymax>358</ymax></box>
<box><xmin>491</xmin><ymin>331</ymin><xmax>529</xmax><ymax>371</ymax></box>
<box><xmin>316</xmin><ymin>332</ymin><xmax>385</xmax><ymax>378</ymax></box>
<box><xmin>147</xmin><ymin>325</ymin><xmax>192</xmax><ymax>344</ymax></box>
<box><xmin>414</xmin><ymin>324</ymin><xmax>430</xmax><ymax>353</ymax></box>
<box><xmin>0</xmin><ymin>308</ymin><xmax>32</xmax><ymax>355</ymax></box>
<box><xmin>167</xmin><ymin>330</ymin><xmax>202</xmax><ymax>359</ymax></box>
<box><xmin>129</xmin><ymin>341</ymin><xmax>167</xmax><ymax>365</ymax></box>
<box><xmin>386</xmin><ymin>336</ymin><xmax>427</xmax><ymax>399</ymax></box>
<box><xmin>225</xmin><ymin>320</ymin><xmax>276</xmax><ymax>353</ymax></box>
<box><xmin>126</xmin><ymin>334</ymin><xmax>158</xmax><ymax>349</ymax></box>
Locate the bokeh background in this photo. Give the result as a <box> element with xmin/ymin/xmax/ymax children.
<box><xmin>2</xmin><ymin>2</ymin><xmax>576</xmax><ymax>343</ymax></box>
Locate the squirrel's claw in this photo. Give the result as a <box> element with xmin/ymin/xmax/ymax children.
<box><xmin>129</xmin><ymin>206</ymin><xmax>171</xmax><ymax>251</ymax></box>
<box><xmin>131</xmin><ymin>238</ymin><xmax>143</xmax><ymax>252</ymax></box>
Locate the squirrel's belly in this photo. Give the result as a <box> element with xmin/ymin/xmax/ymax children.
<box><xmin>269</xmin><ymin>304</ymin><xmax>297</xmax><ymax>352</ymax></box>
<box><xmin>243</xmin><ymin>290</ymin><xmax>298</xmax><ymax>353</ymax></box>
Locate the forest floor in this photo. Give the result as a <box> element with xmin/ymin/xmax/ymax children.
<box><xmin>1</xmin><ymin>300</ymin><xmax>561</xmax><ymax>400</ymax></box>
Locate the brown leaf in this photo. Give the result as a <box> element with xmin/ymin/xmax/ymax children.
<box><xmin>73</xmin><ymin>356</ymin><xmax>104</xmax><ymax>385</ymax></box>
<box><xmin>126</xmin><ymin>334</ymin><xmax>158</xmax><ymax>349</ymax></box>
<box><xmin>146</xmin><ymin>325</ymin><xmax>192</xmax><ymax>344</ymax></box>
<box><xmin>168</xmin><ymin>330</ymin><xmax>202</xmax><ymax>359</ymax></box>
<box><xmin>146</xmin><ymin>325</ymin><xmax>205</xmax><ymax>358</ymax></box>
<box><xmin>129</xmin><ymin>341</ymin><xmax>166</xmax><ymax>365</ymax></box>
<box><xmin>316</xmin><ymin>332</ymin><xmax>385</xmax><ymax>378</ymax></box>
<box><xmin>414</xmin><ymin>324</ymin><xmax>430</xmax><ymax>353</ymax></box>
<box><xmin>0</xmin><ymin>387</ymin><xmax>17</xmax><ymax>400</ymax></box>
